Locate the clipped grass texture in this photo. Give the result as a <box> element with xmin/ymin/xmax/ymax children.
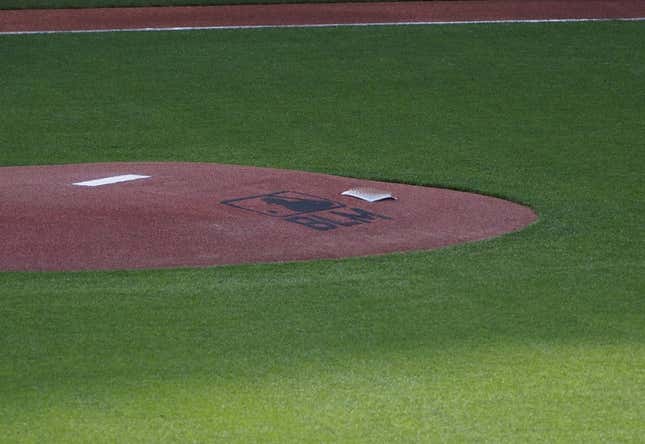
<box><xmin>1</xmin><ymin>23</ymin><xmax>645</xmax><ymax>442</ymax></box>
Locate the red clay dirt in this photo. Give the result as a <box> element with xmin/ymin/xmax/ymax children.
<box><xmin>1</xmin><ymin>1</ymin><xmax>644</xmax><ymax>33</ymax></box>
<box><xmin>0</xmin><ymin>163</ymin><xmax>537</xmax><ymax>271</ymax></box>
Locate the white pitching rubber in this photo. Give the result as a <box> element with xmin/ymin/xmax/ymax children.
<box><xmin>73</xmin><ymin>174</ymin><xmax>151</xmax><ymax>187</ymax></box>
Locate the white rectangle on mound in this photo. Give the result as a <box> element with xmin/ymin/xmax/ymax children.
<box><xmin>73</xmin><ymin>174</ymin><xmax>151</xmax><ymax>187</ymax></box>
<box><xmin>341</xmin><ymin>187</ymin><xmax>396</xmax><ymax>202</ymax></box>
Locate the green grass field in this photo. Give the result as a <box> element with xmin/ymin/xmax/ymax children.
<box><xmin>1</xmin><ymin>22</ymin><xmax>644</xmax><ymax>442</ymax></box>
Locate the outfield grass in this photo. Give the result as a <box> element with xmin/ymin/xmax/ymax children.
<box><xmin>1</xmin><ymin>23</ymin><xmax>644</xmax><ymax>442</ymax></box>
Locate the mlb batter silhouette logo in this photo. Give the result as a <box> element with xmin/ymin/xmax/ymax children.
<box><xmin>221</xmin><ymin>191</ymin><xmax>392</xmax><ymax>231</ymax></box>
<box><xmin>222</xmin><ymin>191</ymin><xmax>345</xmax><ymax>217</ymax></box>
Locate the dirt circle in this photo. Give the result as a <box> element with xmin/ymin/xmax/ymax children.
<box><xmin>0</xmin><ymin>162</ymin><xmax>537</xmax><ymax>271</ymax></box>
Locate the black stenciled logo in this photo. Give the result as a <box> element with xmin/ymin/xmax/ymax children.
<box><xmin>222</xmin><ymin>191</ymin><xmax>343</xmax><ymax>217</ymax></box>
<box><xmin>221</xmin><ymin>191</ymin><xmax>392</xmax><ymax>231</ymax></box>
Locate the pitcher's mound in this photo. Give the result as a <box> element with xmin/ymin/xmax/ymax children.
<box><xmin>0</xmin><ymin>162</ymin><xmax>537</xmax><ymax>271</ymax></box>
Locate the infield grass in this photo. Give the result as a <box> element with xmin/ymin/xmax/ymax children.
<box><xmin>1</xmin><ymin>23</ymin><xmax>644</xmax><ymax>442</ymax></box>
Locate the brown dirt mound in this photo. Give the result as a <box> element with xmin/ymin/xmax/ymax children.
<box><xmin>0</xmin><ymin>162</ymin><xmax>537</xmax><ymax>271</ymax></box>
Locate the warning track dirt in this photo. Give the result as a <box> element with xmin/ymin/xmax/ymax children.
<box><xmin>1</xmin><ymin>1</ymin><xmax>643</xmax><ymax>34</ymax></box>
<box><xmin>0</xmin><ymin>162</ymin><xmax>536</xmax><ymax>271</ymax></box>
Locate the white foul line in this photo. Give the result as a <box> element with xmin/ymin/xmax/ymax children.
<box><xmin>73</xmin><ymin>174</ymin><xmax>151</xmax><ymax>187</ymax></box>
<box><xmin>1</xmin><ymin>17</ymin><xmax>644</xmax><ymax>36</ymax></box>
